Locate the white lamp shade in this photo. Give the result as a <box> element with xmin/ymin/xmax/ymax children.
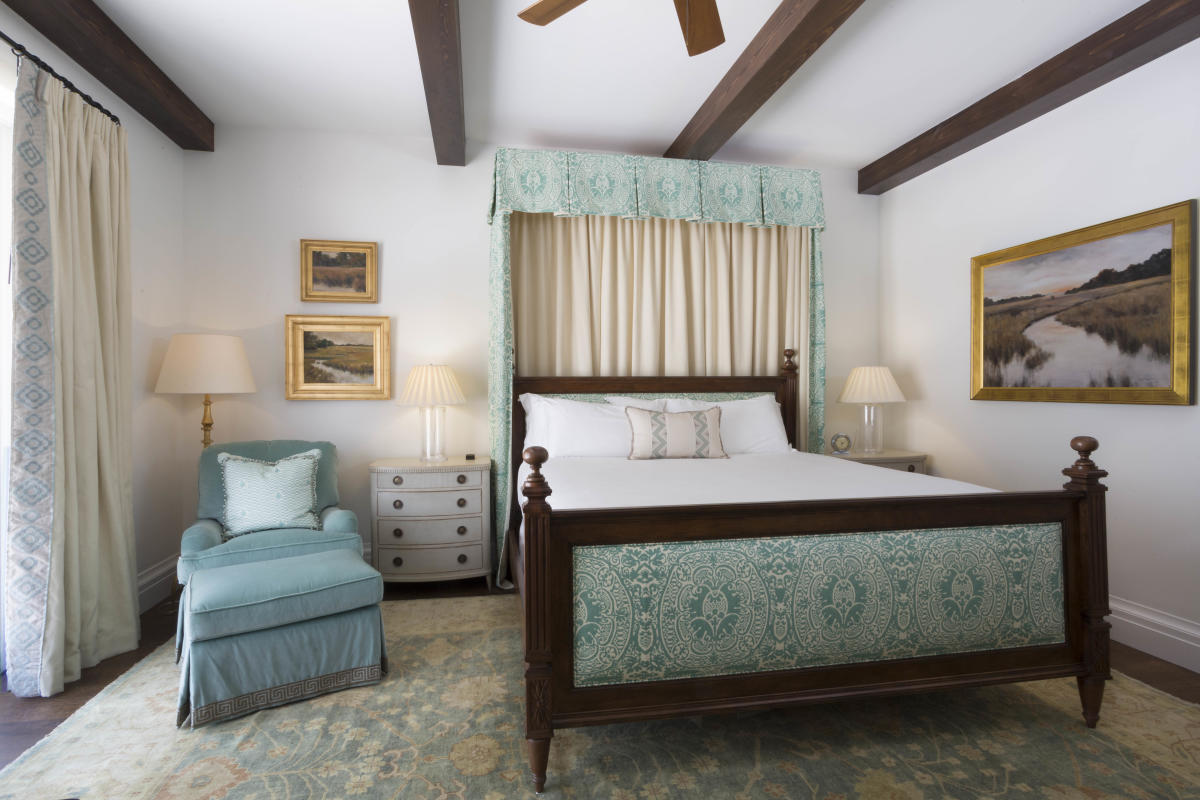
<box><xmin>154</xmin><ymin>334</ymin><xmax>257</xmax><ymax>395</ymax></box>
<box><xmin>397</xmin><ymin>364</ymin><xmax>466</xmax><ymax>406</ymax></box>
<box><xmin>837</xmin><ymin>366</ymin><xmax>906</xmax><ymax>404</ymax></box>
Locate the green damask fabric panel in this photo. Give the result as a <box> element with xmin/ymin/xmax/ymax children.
<box><xmin>633</xmin><ymin>156</ymin><xmax>703</xmax><ymax>221</ymax></box>
<box><xmin>699</xmin><ymin>162</ymin><xmax>765</xmax><ymax>226</ymax></box>
<box><xmin>494</xmin><ymin>149</ymin><xmax>570</xmax><ymax>216</ymax></box>
<box><xmin>762</xmin><ymin>167</ymin><xmax>826</xmax><ymax>229</ymax></box>
<box><xmin>568</xmin><ymin>152</ymin><xmax>638</xmax><ymax>218</ymax></box>
<box><xmin>488</xmin><ymin>212</ymin><xmax>515</xmax><ymax>583</ymax></box>
<box><xmin>573</xmin><ymin>523</ymin><xmax>1065</xmax><ymax>687</ymax></box>
<box><xmin>808</xmin><ymin>228</ymin><xmax>826</xmax><ymax>454</ymax></box>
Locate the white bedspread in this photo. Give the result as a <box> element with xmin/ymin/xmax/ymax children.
<box><xmin>516</xmin><ymin>450</ymin><xmax>993</xmax><ymax>516</ymax></box>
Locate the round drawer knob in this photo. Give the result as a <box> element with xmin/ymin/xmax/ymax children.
<box><xmin>392</xmin><ymin>556</ymin><xmax>403</xmax><ymax>567</ymax></box>
<box><xmin>456</xmin><ymin>474</ymin><xmax>467</xmax><ymax>484</ymax></box>
<box><xmin>392</xmin><ymin>475</ymin><xmax>403</xmax><ymax>486</ymax></box>
<box><xmin>456</xmin><ymin>498</ymin><xmax>467</xmax><ymax>508</ymax></box>
<box><xmin>393</xmin><ymin>499</ymin><xmax>404</xmax><ymax>510</ymax></box>
<box><xmin>392</xmin><ymin>528</ymin><xmax>403</xmax><ymax>538</ymax></box>
<box><xmin>457</xmin><ymin>525</ymin><xmax>468</xmax><ymax>536</ymax></box>
<box><xmin>907</xmin><ymin>464</ymin><xmax>916</xmax><ymax>472</ymax></box>
<box><xmin>457</xmin><ymin>554</ymin><xmax>468</xmax><ymax>564</ymax></box>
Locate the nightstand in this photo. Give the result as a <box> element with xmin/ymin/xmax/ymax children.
<box><xmin>369</xmin><ymin>457</ymin><xmax>492</xmax><ymax>590</ymax></box>
<box><xmin>831</xmin><ymin>449</ymin><xmax>927</xmax><ymax>474</ymax></box>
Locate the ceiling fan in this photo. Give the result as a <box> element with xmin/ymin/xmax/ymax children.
<box><xmin>518</xmin><ymin>0</ymin><xmax>725</xmax><ymax>56</ymax></box>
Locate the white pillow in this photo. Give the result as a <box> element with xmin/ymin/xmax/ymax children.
<box><xmin>604</xmin><ymin>395</ymin><xmax>666</xmax><ymax>411</ymax></box>
<box><xmin>218</xmin><ymin>449</ymin><xmax>322</xmax><ymax>536</ymax></box>
<box><xmin>519</xmin><ymin>394</ymin><xmax>634</xmax><ymax>457</ymax></box>
<box><xmin>664</xmin><ymin>394</ymin><xmax>791</xmax><ymax>454</ymax></box>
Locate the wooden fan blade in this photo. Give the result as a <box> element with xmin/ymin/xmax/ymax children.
<box><xmin>518</xmin><ymin>0</ymin><xmax>590</xmax><ymax>25</ymax></box>
<box><xmin>673</xmin><ymin>0</ymin><xmax>725</xmax><ymax>55</ymax></box>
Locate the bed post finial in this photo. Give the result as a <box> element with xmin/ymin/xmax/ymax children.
<box><xmin>782</xmin><ymin>348</ymin><xmax>797</xmax><ymax>374</ymax></box>
<box><xmin>1063</xmin><ymin>435</ymin><xmax>1110</xmax><ymax>729</ymax></box>
<box><xmin>521</xmin><ymin>445</ymin><xmax>553</xmax><ymax>791</ymax></box>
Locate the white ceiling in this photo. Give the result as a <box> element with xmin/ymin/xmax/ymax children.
<box><xmin>97</xmin><ymin>0</ymin><xmax>1150</xmax><ymax>168</ymax></box>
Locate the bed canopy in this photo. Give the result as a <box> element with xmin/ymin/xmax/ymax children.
<box><xmin>487</xmin><ymin>146</ymin><xmax>828</xmax><ymax>577</ymax></box>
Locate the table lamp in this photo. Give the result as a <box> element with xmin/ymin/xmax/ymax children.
<box><xmin>837</xmin><ymin>366</ymin><xmax>905</xmax><ymax>455</ymax></box>
<box><xmin>398</xmin><ymin>364</ymin><xmax>466</xmax><ymax>462</ymax></box>
<box><xmin>155</xmin><ymin>333</ymin><xmax>257</xmax><ymax>448</ymax></box>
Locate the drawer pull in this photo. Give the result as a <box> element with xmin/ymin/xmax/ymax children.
<box><xmin>907</xmin><ymin>464</ymin><xmax>916</xmax><ymax>472</ymax></box>
<box><xmin>457</xmin><ymin>554</ymin><xmax>468</xmax><ymax>564</ymax></box>
<box><xmin>393</xmin><ymin>499</ymin><xmax>404</xmax><ymax>510</ymax></box>
<box><xmin>392</xmin><ymin>475</ymin><xmax>403</xmax><ymax>486</ymax></box>
<box><xmin>457</xmin><ymin>525</ymin><xmax>468</xmax><ymax>535</ymax></box>
<box><xmin>392</xmin><ymin>528</ymin><xmax>403</xmax><ymax>538</ymax></box>
<box><xmin>392</xmin><ymin>556</ymin><xmax>403</xmax><ymax>567</ymax></box>
<box><xmin>456</xmin><ymin>474</ymin><xmax>467</xmax><ymax>484</ymax></box>
<box><xmin>456</xmin><ymin>498</ymin><xmax>467</xmax><ymax>508</ymax></box>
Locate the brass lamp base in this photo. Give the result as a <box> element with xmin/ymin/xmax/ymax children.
<box><xmin>201</xmin><ymin>393</ymin><xmax>214</xmax><ymax>449</ymax></box>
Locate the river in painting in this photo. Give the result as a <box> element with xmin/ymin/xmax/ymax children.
<box><xmin>992</xmin><ymin>314</ymin><xmax>1169</xmax><ymax>387</ymax></box>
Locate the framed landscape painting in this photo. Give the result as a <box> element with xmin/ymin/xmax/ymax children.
<box><xmin>971</xmin><ymin>201</ymin><xmax>1193</xmax><ymax>404</ymax></box>
<box><xmin>300</xmin><ymin>239</ymin><xmax>378</xmax><ymax>302</ymax></box>
<box><xmin>285</xmin><ymin>315</ymin><xmax>391</xmax><ymax>400</ymax></box>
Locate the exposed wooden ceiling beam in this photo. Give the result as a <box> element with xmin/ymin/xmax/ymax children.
<box><xmin>2</xmin><ymin>0</ymin><xmax>214</xmax><ymax>151</ymax></box>
<box><xmin>409</xmin><ymin>0</ymin><xmax>466</xmax><ymax>166</ymax></box>
<box><xmin>858</xmin><ymin>0</ymin><xmax>1200</xmax><ymax>195</ymax></box>
<box><xmin>664</xmin><ymin>0</ymin><xmax>866</xmax><ymax>161</ymax></box>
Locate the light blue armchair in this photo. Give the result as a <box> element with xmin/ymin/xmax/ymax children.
<box><xmin>176</xmin><ymin>440</ymin><xmax>363</xmax><ymax>585</ymax></box>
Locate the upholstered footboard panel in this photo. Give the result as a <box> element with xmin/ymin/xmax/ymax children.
<box><xmin>573</xmin><ymin>523</ymin><xmax>1065</xmax><ymax>687</ymax></box>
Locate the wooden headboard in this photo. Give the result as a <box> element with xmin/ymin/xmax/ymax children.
<box><xmin>508</xmin><ymin>350</ymin><xmax>800</xmax><ymax>533</ymax></box>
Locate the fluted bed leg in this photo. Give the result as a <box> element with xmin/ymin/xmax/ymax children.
<box><xmin>528</xmin><ymin>737</ymin><xmax>551</xmax><ymax>793</ymax></box>
<box><xmin>522</xmin><ymin>446</ymin><xmax>555</xmax><ymax>792</ymax></box>
<box><xmin>1077</xmin><ymin>675</ymin><xmax>1105</xmax><ymax>728</ymax></box>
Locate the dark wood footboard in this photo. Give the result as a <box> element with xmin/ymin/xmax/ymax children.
<box><xmin>514</xmin><ymin>438</ymin><xmax>1110</xmax><ymax>793</ymax></box>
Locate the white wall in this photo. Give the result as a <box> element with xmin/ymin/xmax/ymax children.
<box><xmin>879</xmin><ymin>40</ymin><xmax>1200</xmax><ymax>669</ymax></box>
<box><xmin>0</xmin><ymin>9</ymin><xmax>188</xmax><ymax>613</ymax></box>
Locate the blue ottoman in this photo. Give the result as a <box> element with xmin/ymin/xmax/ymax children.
<box><xmin>177</xmin><ymin>549</ymin><xmax>386</xmax><ymax>727</ymax></box>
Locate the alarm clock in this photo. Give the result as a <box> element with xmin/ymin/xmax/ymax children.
<box><xmin>830</xmin><ymin>432</ymin><xmax>852</xmax><ymax>455</ymax></box>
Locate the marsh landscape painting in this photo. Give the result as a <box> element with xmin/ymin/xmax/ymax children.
<box><xmin>971</xmin><ymin>202</ymin><xmax>1192</xmax><ymax>405</ymax></box>
<box><xmin>285</xmin><ymin>315</ymin><xmax>391</xmax><ymax>400</ymax></box>
<box><xmin>300</xmin><ymin>239</ymin><xmax>378</xmax><ymax>302</ymax></box>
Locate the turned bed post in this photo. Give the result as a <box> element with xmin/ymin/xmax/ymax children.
<box><xmin>780</xmin><ymin>348</ymin><xmax>798</xmax><ymax>448</ymax></box>
<box><xmin>521</xmin><ymin>446</ymin><xmax>553</xmax><ymax>792</ymax></box>
<box><xmin>1063</xmin><ymin>435</ymin><xmax>1111</xmax><ymax>728</ymax></box>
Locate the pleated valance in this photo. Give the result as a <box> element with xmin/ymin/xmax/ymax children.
<box><xmin>488</xmin><ymin>147</ymin><xmax>825</xmax><ymax>229</ymax></box>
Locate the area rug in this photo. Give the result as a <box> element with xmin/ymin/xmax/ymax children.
<box><xmin>1</xmin><ymin>595</ymin><xmax>1197</xmax><ymax>799</ymax></box>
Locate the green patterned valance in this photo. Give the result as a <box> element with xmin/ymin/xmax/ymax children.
<box><xmin>490</xmin><ymin>147</ymin><xmax>825</xmax><ymax>229</ymax></box>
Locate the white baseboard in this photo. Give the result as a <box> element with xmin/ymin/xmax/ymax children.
<box><xmin>137</xmin><ymin>554</ymin><xmax>178</xmax><ymax>614</ymax></box>
<box><xmin>1109</xmin><ymin>595</ymin><xmax>1200</xmax><ymax>673</ymax></box>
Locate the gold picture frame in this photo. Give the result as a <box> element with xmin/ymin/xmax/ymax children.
<box><xmin>300</xmin><ymin>239</ymin><xmax>378</xmax><ymax>303</ymax></box>
<box><xmin>971</xmin><ymin>201</ymin><xmax>1193</xmax><ymax>404</ymax></box>
<box><xmin>285</xmin><ymin>315</ymin><xmax>391</xmax><ymax>400</ymax></box>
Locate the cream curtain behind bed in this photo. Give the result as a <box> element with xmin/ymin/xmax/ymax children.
<box><xmin>511</xmin><ymin>212</ymin><xmax>810</xmax><ymax>393</ymax></box>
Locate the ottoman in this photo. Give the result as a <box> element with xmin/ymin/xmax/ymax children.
<box><xmin>176</xmin><ymin>548</ymin><xmax>386</xmax><ymax>727</ymax></box>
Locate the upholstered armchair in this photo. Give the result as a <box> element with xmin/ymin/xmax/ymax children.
<box><xmin>176</xmin><ymin>440</ymin><xmax>362</xmax><ymax>585</ymax></box>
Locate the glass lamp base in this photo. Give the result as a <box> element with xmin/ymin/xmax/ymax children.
<box><xmin>420</xmin><ymin>406</ymin><xmax>448</xmax><ymax>462</ymax></box>
<box><xmin>860</xmin><ymin>403</ymin><xmax>884</xmax><ymax>455</ymax></box>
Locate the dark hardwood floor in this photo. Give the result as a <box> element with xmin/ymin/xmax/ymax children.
<box><xmin>1</xmin><ymin>577</ymin><xmax>1196</xmax><ymax>772</ymax></box>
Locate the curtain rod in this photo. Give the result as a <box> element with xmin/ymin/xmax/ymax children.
<box><xmin>0</xmin><ymin>29</ymin><xmax>120</xmax><ymax>125</ymax></box>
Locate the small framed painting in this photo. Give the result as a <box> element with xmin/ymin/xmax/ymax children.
<box><xmin>300</xmin><ymin>239</ymin><xmax>378</xmax><ymax>303</ymax></box>
<box><xmin>971</xmin><ymin>201</ymin><xmax>1193</xmax><ymax>405</ymax></box>
<box><xmin>285</xmin><ymin>315</ymin><xmax>391</xmax><ymax>400</ymax></box>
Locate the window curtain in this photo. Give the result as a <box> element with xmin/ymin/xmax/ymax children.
<box><xmin>512</xmin><ymin>212</ymin><xmax>810</xmax><ymax>397</ymax></box>
<box><xmin>487</xmin><ymin>148</ymin><xmax>827</xmax><ymax>584</ymax></box>
<box><xmin>3</xmin><ymin>61</ymin><xmax>137</xmax><ymax>696</ymax></box>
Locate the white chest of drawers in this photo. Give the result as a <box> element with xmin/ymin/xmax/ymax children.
<box><xmin>368</xmin><ymin>457</ymin><xmax>491</xmax><ymax>589</ymax></box>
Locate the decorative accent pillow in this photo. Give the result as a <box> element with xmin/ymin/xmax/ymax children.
<box><xmin>625</xmin><ymin>407</ymin><xmax>728</xmax><ymax>460</ymax></box>
<box><xmin>664</xmin><ymin>394</ymin><xmax>791</xmax><ymax>454</ymax></box>
<box><xmin>217</xmin><ymin>449</ymin><xmax>322</xmax><ymax>536</ymax></box>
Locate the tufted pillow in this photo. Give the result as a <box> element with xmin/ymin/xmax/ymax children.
<box><xmin>625</xmin><ymin>407</ymin><xmax>728</xmax><ymax>460</ymax></box>
<box><xmin>217</xmin><ymin>449</ymin><xmax>322</xmax><ymax>536</ymax></box>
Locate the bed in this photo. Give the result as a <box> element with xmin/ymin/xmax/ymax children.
<box><xmin>507</xmin><ymin>359</ymin><xmax>1111</xmax><ymax>793</ymax></box>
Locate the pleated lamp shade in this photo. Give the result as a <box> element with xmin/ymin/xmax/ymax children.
<box><xmin>397</xmin><ymin>364</ymin><xmax>466</xmax><ymax>407</ymax></box>
<box><xmin>837</xmin><ymin>366</ymin><xmax>906</xmax><ymax>404</ymax></box>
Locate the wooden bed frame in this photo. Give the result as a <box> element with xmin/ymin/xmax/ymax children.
<box><xmin>507</xmin><ymin>357</ymin><xmax>1111</xmax><ymax>793</ymax></box>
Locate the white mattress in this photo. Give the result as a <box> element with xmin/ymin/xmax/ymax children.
<box><xmin>516</xmin><ymin>450</ymin><xmax>993</xmax><ymax>522</ymax></box>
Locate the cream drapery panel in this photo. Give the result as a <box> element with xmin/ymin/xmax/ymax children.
<box><xmin>4</xmin><ymin>64</ymin><xmax>137</xmax><ymax>696</ymax></box>
<box><xmin>511</xmin><ymin>211</ymin><xmax>810</xmax><ymax>430</ymax></box>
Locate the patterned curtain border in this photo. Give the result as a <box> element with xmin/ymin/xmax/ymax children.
<box><xmin>488</xmin><ymin>147</ymin><xmax>828</xmax><ymax>584</ymax></box>
<box><xmin>4</xmin><ymin>63</ymin><xmax>56</xmax><ymax>696</ymax></box>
